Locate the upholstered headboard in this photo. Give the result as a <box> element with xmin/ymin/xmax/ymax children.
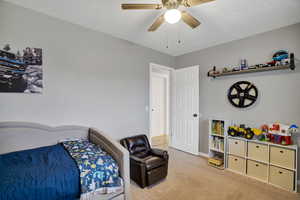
<box><xmin>0</xmin><ymin>122</ymin><xmax>88</xmax><ymax>155</ymax></box>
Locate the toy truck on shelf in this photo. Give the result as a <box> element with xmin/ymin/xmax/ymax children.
<box><xmin>227</xmin><ymin>125</ymin><xmax>255</xmax><ymax>140</ymax></box>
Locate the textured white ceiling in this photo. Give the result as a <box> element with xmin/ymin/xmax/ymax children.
<box><xmin>4</xmin><ymin>0</ymin><xmax>300</xmax><ymax>56</ymax></box>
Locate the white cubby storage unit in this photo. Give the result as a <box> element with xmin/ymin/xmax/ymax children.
<box><xmin>226</xmin><ymin>136</ymin><xmax>298</xmax><ymax>192</ymax></box>
<box><xmin>208</xmin><ymin>119</ymin><xmax>229</xmax><ymax>169</ymax></box>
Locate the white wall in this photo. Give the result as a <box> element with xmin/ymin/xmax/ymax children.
<box><xmin>0</xmin><ymin>1</ymin><xmax>174</xmax><ymax>139</ymax></box>
<box><xmin>175</xmin><ymin>23</ymin><xmax>300</xmax><ymax>178</ymax></box>
<box><xmin>2</xmin><ymin>1</ymin><xmax>300</xmax><ymax>177</ymax></box>
<box><xmin>175</xmin><ymin>22</ymin><xmax>300</xmax><ymax>153</ymax></box>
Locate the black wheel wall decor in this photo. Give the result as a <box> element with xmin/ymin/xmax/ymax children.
<box><xmin>227</xmin><ymin>81</ymin><xmax>258</xmax><ymax>108</ymax></box>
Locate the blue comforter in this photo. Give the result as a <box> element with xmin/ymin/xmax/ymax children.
<box><xmin>0</xmin><ymin>144</ymin><xmax>80</xmax><ymax>200</ymax></box>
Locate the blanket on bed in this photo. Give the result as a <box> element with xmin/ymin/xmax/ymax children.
<box><xmin>62</xmin><ymin>140</ymin><xmax>121</xmax><ymax>194</ymax></box>
<box><xmin>0</xmin><ymin>144</ymin><xmax>80</xmax><ymax>200</ymax></box>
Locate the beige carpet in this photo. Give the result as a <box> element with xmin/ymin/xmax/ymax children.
<box><xmin>131</xmin><ymin>147</ymin><xmax>300</xmax><ymax>200</ymax></box>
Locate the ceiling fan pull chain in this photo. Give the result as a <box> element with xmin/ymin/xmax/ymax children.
<box><xmin>177</xmin><ymin>23</ymin><xmax>182</xmax><ymax>44</ymax></box>
<box><xmin>166</xmin><ymin>32</ymin><xmax>169</xmax><ymax>49</ymax></box>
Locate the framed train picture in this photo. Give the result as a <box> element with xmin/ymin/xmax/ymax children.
<box><xmin>0</xmin><ymin>44</ymin><xmax>43</xmax><ymax>93</ymax></box>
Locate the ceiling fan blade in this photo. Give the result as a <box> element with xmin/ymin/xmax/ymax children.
<box><xmin>148</xmin><ymin>15</ymin><xmax>165</xmax><ymax>32</ymax></box>
<box><xmin>121</xmin><ymin>4</ymin><xmax>162</xmax><ymax>10</ymax></box>
<box><xmin>181</xmin><ymin>11</ymin><xmax>201</xmax><ymax>29</ymax></box>
<box><xmin>182</xmin><ymin>0</ymin><xmax>215</xmax><ymax>7</ymax></box>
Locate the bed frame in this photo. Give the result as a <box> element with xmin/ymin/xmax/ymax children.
<box><xmin>0</xmin><ymin>121</ymin><xmax>130</xmax><ymax>200</ymax></box>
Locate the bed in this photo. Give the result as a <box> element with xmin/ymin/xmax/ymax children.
<box><xmin>0</xmin><ymin>122</ymin><xmax>130</xmax><ymax>200</ymax></box>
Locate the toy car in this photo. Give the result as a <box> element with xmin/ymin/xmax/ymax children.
<box><xmin>248</xmin><ymin>65</ymin><xmax>257</xmax><ymax>70</ymax></box>
<box><xmin>232</xmin><ymin>66</ymin><xmax>240</xmax><ymax>71</ymax></box>
<box><xmin>273</xmin><ymin>50</ymin><xmax>289</xmax><ymax>61</ymax></box>
<box><xmin>267</xmin><ymin>60</ymin><xmax>276</xmax><ymax>66</ymax></box>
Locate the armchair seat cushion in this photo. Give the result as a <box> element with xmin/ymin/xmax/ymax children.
<box><xmin>132</xmin><ymin>152</ymin><xmax>166</xmax><ymax>171</ymax></box>
<box><xmin>133</xmin><ymin>151</ymin><xmax>151</xmax><ymax>159</ymax></box>
<box><xmin>143</xmin><ymin>156</ymin><xmax>166</xmax><ymax>170</ymax></box>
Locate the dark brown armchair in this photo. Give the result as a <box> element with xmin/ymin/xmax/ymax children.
<box><xmin>120</xmin><ymin>135</ymin><xmax>169</xmax><ymax>188</ymax></box>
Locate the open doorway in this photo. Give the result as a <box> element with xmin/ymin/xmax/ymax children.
<box><xmin>149</xmin><ymin>63</ymin><xmax>172</xmax><ymax>148</ymax></box>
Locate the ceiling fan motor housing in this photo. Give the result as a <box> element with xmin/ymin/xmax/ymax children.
<box><xmin>162</xmin><ymin>0</ymin><xmax>183</xmax><ymax>9</ymax></box>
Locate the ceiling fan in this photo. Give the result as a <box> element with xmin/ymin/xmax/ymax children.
<box><xmin>121</xmin><ymin>0</ymin><xmax>215</xmax><ymax>32</ymax></box>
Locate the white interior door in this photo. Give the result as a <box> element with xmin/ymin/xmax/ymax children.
<box><xmin>171</xmin><ymin>66</ymin><xmax>199</xmax><ymax>155</ymax></box>
<box><xmin>151</xmin><ymin>75</ymin><xmax>166</xmax><ymax>137</ymax></box>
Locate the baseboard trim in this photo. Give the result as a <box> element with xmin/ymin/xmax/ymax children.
<box><xmin>198</xmin><ymin>152</ymin><xmax>209</xmax><ymax>158</ymax></box>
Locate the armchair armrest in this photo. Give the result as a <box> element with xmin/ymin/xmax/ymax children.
<box><xmin>151</xmin><ymin>148</ymin><xmax>169</xmax><ymax>160</ymax></box>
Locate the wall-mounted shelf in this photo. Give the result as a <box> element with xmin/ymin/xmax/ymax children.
<box><xmin>208</xmin><ymin>53</ymin><xmax>295</xmax><ymax>78</ymax></box>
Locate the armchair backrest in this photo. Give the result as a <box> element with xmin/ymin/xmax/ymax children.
<box><xmin>120</xmin><ymin>134</ymin><xmax>151</xmax><ymax>155</ymax></box>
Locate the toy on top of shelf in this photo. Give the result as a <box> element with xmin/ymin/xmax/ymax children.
<box><xmin>252</xmin><ymin>128</ymin><xmax>264</xmax><ymax>141</ymax></box>
<box><xmin>232</xmin><ymin>66</ymin><xmax>241</xmax><ymax>71</ymax></box>
<box><xmin>259</xmin><ymin>124</ymin><xmax>269</xmax><ymax>141</ymax></box>
<box><xmin>261</xmin><ymin>124</ymin><xmax>269</xmax><ymax>132</ymax></box>
<box><xmin>267</xmin><ymin>123</ymin><xmax>297</xmax><ymax>145</ymax></box>
<box><xmin>207</xmin><ymin>66</ymin><xmax>220</xmax><ymax>77</ymax></box>
<box><xmin>248</xmin><ymin>65</ymin><xmax>257</xmax><ymax>70</ymax></box>
<box><xmin>269</xmin><ymin>123</ymin><xmax>289</xmax><ymax>135</ymax></box>
<box><xmin>289</xmin><ymin>124</ymin><xmax>299</xmax><ymax>134</ymax></box>
<box><xmin>228</xmin><ymin>125</ymin><xmax>254</xmax><ymax>139</ymax></box>
<box><xmin>266</xmin><ymin>50</ymin><xmax>289</xmax><ymax>67</ymax></box>
<box><xmin>267</xmin><ymin>60</ymin><xmax>277</xmax><ymax>67</ymax></box>
<box><xmin>245</xmin><ymin>128</ymin><xmax>254</xmax><ymax>139</ymax></box>
<box><xmin>222</xmin><ymin>67</ymin><xmax>228</xmax><ymax>73</ymax></box>
<box><xmin>252</xmin><ymin>128</ymin><xmax>262</xmax><ymax>135</ymax></box>
<box><xmin>237</xmin><ymin>126</ymin><xmax>246</xmax><ymax>137</ymax></box>
<box><xmin>269</xmin><ymin>123</ymin><xmax>280</xmax><ymax>133</ymax></box>
<box><xmin>273</xmin><ymin>50</ymin><xmax>289</xmax><ymax>62</ymax></box>
<box><xmin>280</xmin><ymin>58</ymin><xmax>290</xmax><ymax>66</ymax></box>
<box><xmin>240</xmin><ymin>59</ymin><xmax>248</xmax><ymax>70</ymax></box>
<box><xmin>260</xmin><ymin>64</ymin><xmax>269</xmax><ymax>68</ymax></box>
<box><xmin>228</xmin><ymin>126</ymin><xmax>238</xmax><ymax>137</ymax></box>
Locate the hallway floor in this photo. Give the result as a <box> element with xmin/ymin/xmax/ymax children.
<box><xmin>131</xmin><ymin>147</ymin><xmax>300</xmax><ymax>200</ymax></box>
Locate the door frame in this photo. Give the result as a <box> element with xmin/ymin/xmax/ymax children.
<box><xmin>149</xmin><ymin>63</ymin><xmax>173</xmax><ymax>145</ymax></box>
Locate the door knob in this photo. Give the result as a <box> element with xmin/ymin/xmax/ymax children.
<box><xmin>193</xmin><ymin>114</ymin><xmax>198</xmax><ymax>117</ymax></box>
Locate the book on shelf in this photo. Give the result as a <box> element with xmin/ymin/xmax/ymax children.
<box><xmin>209</xmin><ymin>137</ymin><xmax>224</xmax><ymax>152</ymax></box>
<box><xmin>211</xmin><ymin>120</ymin><xmax>225</xmax><ymax>135</ymax></box>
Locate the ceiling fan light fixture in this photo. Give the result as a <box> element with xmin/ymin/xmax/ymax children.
<box><xmin>164</xmin><ymin>9</ymin><xmax>181</xmax><ymax>24</ymax></box>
